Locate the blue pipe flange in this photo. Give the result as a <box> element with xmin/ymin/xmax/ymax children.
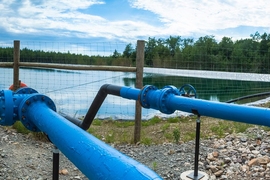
<box><xmin>13</xmin><ymin>88</ymin><xmax>39</xmax><ymax>121</ymax></box>
<box><xmin>159</xmin><ymin>86</ymin><xmax>180</xmax><ymax>114</ymax></box>
<box><xmin>18</xmin><ymin>94</ymin><xmax>56</xmax><ymax>132</ymax></box>
<box><xmin>139</xmin><ymin>85</ymin><xmax>157</xmax><ymax>108</ymax></box>
<box><xmin>179</xmin><ymin>84</ymin><xmax>197</xmax><ymax>98</ymax></box>
<box><xmin>139</xmin><ymin>85</ymin><xmax>180</xmax><ymax>114</ymax></box>
<box><xmin>0</xmin><ymin>90</ymin><xmax>15</xmax><ymax>126</ymax></box>
<box><xmin>15</xmin><ymin>87</ymin><xmax>38</xmax><ymax>94</ymax></box>
<box><xmin>163</xmin><ymin>85</ymin><xmax>180</xmax><ymax>96</ymax></box>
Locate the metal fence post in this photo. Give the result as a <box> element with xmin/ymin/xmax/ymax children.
<box><xmin>13</xmin><ymin>40</ymin><xmax>20</xmax><ymax>91</ymax></box>
<box><xmin>134</xmin><ymin>40</ymin><xmax>145</xmax><ymax>143</ymax></box>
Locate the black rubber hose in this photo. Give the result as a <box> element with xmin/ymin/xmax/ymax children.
<box><xmin>58</xmin><ymin>112</ymin><xmax>82</xmax><ymax>127</ymax></box>
<box><xmin>59</xmin><ymin>84</ymin><xmax>123</xmax><ymax>130</ymax></box>
<box><xmin>80</xmin><ymin>84</ymin><xmax>122</xmax><ymax>130</ymax></box>
<box><xmin>225</xmin><ymin>92</ymin><xmax>270</xmax><ymax>103</ymax></box>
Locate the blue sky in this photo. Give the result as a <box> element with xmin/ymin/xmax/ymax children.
<box><xmin>1</xmin><ymin>0</ymin><xmax>270</xmax><ymax>54</ymax></box>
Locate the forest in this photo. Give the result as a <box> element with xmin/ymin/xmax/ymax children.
<box><xmin>0</xmin><ymin>31</ymin><xmax>270</xmax><ymax>73</ymax></box>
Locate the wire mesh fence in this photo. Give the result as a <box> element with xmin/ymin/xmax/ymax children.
<box><xmin>1</xmin><ymin>38</ymin><xmax>270</xmax><ymax>120</ymax></box>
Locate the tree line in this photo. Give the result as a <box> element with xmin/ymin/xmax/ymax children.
<box><xmin>1</xmin><ymin>31</ymin><xmax>270</xmax><ymax>73</ymax></box>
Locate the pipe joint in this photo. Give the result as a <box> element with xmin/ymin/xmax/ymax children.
<box><xmin>139</xmin><ymin>85</ymin><xmax>157</xmax><ymax>108</ymax></box>
<box><xmin>0</xmin><ymin>86</ymin><xmax>162</xmax><ymax>179</ymax></box>
<box><xmin>160</xmin><ymin>86</ymin><xmax>180</xmax><ymax>114</ymax></box>
<box><xmin>14</xmin><ymin>87</ymin><xmax>38</xmax><ymax>94</ymax></box>
<box><xmin>0</xmin><ymin>90</ymin><xmax>14</xmax><ymax>126</ymax></box>
<box><xmin>0</xmin><ymin>87</ymin><xmax>40</xmax><ymax>126</ymax></box>
<box><xmin>139</xmin><ymin>85</ymin><xmax>180</xmax><ymax>114</ymax></box>
<box><xmin>18</xmin><ymin>94</ymin><xmax>56</xmax><ymax>132</ymax></box>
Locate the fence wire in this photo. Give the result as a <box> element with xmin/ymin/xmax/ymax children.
<box><xmin>1</xmin><ymin>40</ymin><xmax>270</xmax><ymax>120</ymax></box>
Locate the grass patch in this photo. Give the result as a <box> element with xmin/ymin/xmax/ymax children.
<box><xmin>13</xmin><ymin>121</ymin><xmax>30</xmax><ymax>134</ymax></box>
<box><xmin>105</xmin><ymin>131</ymin><xmax>115</xmax><ymax>143</ymax></box>
<box><xmin>10</xmin><ymin>116</ymin><xmax>266</xmax><ymax>145</ymax></box>
<box><xmin>233</xmin><ymin>122</ymin><xmax>253</xmax><ymax>133</ymax></box>
<box><xmin>168</xmin><ymin>117</ymin><xmax>180</xmax><ymax>123</ymax></box>
<box><xmin>141</xmin><ymin>137</ymin><xmax>152</xmax><ymax>145</ymax></box>
<box><xmin>152</xmin><ymin>161</ymin><xmax>158</xmax><ymax>171</ymax></box>
<box><xmin>10</xmin><ymin>101</ymin><xmax>270</xmax><ymax>144</ymax></box>
<box><xmin>173</xmin><ymin>128</ymin><xmax>180</xmax><ymax>143</ymax></box>
<box><xmin>161</xmin><ymin>123</ymin><xmax>170</xmax><ymax>132</ymax></box>
<box><xmin>86</xmin><ymin>115</ymin><xmax>262</xmax><ymax>144</ymax></box>
<box><xmin>114</xmin><ymin>120</ymin><xmax>134</xmax><ymax>128</ymax></box>
<box><xmin>142</xmin><ymin>116</ymin><xmax>161</xmax><ymax>126</ymax></box>
<box><xmin>183</xmin><ymin>131</ymin><xmax>196</xmax><ymax>142</ymax></box>
<box><xmin>92</xmin><ymin>119</ymin><xmax>102</xmax><ymax>126</ymax></box>
<box><xmin>11</xmin><ymin>116</ymin><xmax>266</xmax><ymax>144</ymax></box>
<box><xmin>12</xmin><ymin>121</ymin><xmax>48</xmax><ymax>141</ymax></box>
<box><xmin>164</xmin><ymin>132</ymin><xmax>173</xmax><ymax>140</ymax></box>
<box><xmin>210</xmin><ymin>121</ymin><xmax>253</xmax><ymax>138</ymax></box>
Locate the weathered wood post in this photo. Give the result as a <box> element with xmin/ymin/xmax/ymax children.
<box><xmin>13</xmin><ymin>40</ymin><xmax>20</xmax><ymax>91</ymax></box>
<box><xmin>134</xmin><ymin>40</ymin><xmax>145</xmax><ymax>143</ymax></box>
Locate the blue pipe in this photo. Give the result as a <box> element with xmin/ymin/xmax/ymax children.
<box><xmin>120</xmin><ymin>86</ymin><xmax>141</xmax><ymax>100</ymax></box>
<box><xmin>2</xmin><ymin>84</ymin><xmax>270</xmax><ymax>179</ymax></box>
<box><xmin>137</xmin><ymin>85</ymin><xmax>270</xmax><ymax>127</ymax></box>
<box><xmin>166</xmin><ymin>96</ymin><xmax>270</xmax><ymax>126</ymax></box>
<box><xmin>0</xmin><ymin>88</ymin><xmax>162</xmax><ymax>179</ymax></box>
<box><xmin>0</xmin><ymin>90</ymin><xmax>14</xmax><ymax>125</ymax></box>
<box><xmin>19</xmin><ymin>99</ymin><xmax>161</xmax><ymax>179</ymax></box>
<box><xmin>0</xmin><ymin>87</ymin><xmax>38</xmax><ymax>126</ymax></box>
<box><xmin>118</xmin><ymin>85</ymin><xmax>270</xmax><ymax>127</ymax></box>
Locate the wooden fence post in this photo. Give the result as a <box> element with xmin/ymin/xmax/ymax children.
<box><xmin>134</xmin><ymin>40</ymin><xmax>145</xmax><ymax>143</ymax></box>
<box><xmin>13</xmin><ymin>40</ymin><xmax>20</xmax><ymax>91</ymax></box>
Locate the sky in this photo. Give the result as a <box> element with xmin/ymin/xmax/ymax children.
<box><xmin>0</xmin><ymin>0</ymin><xmax>270</xmax><ymax>54</ymax></box>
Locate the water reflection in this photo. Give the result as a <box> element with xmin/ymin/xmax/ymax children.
<box><xmin>1</xmin><ymin>67</ymin><xmax>270</xmax><ymax>119</ymax></box>
<box><xmin>124</xmin><ymin>73</ymin><xmax>270</xmax><ymax>102</ymax></box>
<box><xmin>209</xmin><ymin>95</ymin><xmax>219</xmax><ymax>102</ymax></box>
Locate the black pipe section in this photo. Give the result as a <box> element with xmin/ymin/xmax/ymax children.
<box><xmin>226</xmin><ymin>92</ymin><xmax>270</xmax><ymax>103</ymax></box>
<box><xmin>58</xmin><ymin>112</ymin><xmax>82</xmax><ymax>127</ymax></box>
<box><xmin>80</xmin><ymin>84</ymin><xmax>122</xmax><ymax>130</ymax></box>
<box><xmin>58</xmin><ymin>84</ymin><xmax>123</xmax><ymax>130</ymax></box>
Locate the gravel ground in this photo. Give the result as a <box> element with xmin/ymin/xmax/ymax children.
<box><xmin>1</xmin><ymin>125</ymin><xmax>270</xmax><ymax>180</ymax></box>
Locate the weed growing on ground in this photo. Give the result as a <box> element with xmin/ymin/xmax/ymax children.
<box><xmin>164</xmin><ymin>132</ymin><xmax>173</xmax><ymax>140</ymax></box>
<box><xmin>183</xmin><ymin>132</ymin><xmax>196</xmax><ymax>142</ymax></box>
<box><xmin>142</xmin><ymin>116</ymin><xmax>161</xmax><ymax>126</ymax></box>
<box><xmin>168</xmin><ymin>117</ymin><xmax>180</xmax><ymax>123</ymax></box>
<box><xmin>161</xmin><ymin>123</ymin><xmax>170</xmax><ymax>132</ymax></box>
<box><xmin>141</xmin><ymin>137</ymin><xmax>152</xmax><ymax>145</ymax></box>
<box><xmin>152</xmin><ymin>161</ymin><xmax>158</xmax><ymax>171</ymax></box>
<box><xmin>173</xmin><ymin>129</ymin><xmax>180</xmax><ymax>143</ymax></box>
<box><xmin>105</xmin><ymin>131</ymin><xmax>115</xmax><ymax>143</ymax></box>
<box><xmin>92</xmin><ymin>119</ymin><xmax>102</xmax><ymax>126</ymax></box>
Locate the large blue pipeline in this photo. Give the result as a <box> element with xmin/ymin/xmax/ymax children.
<box><xmin>1</xmin><ymin>84</ymin><xmax>270</xmax><ymax>179</ymax></box>
<box><xmin>0</xmin><ymin>87</ymin><xmax>161</xmax><ymax>179</ymax></box>
<box><xmin>119</xmin><ymin>84</ymin><xmax>270</xmax><ymax>126</ymax></box>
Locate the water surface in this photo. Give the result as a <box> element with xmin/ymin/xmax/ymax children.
<box><xmin>1</xmin><ymin>67</ymin><xmax>270</xmax><ymax>119</ymax></box>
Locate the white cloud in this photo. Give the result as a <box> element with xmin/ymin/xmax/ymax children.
<box><xmin>0</xmin><ymin>0</ymin><xmax>161</xmax><ymax>42</ymax></box>
<box><xmin>130</xmin><ymin>0</ymin><xmax>270</xmax><ymax>36</ymax></box>
<box><xmin>1</xmin><ymin>0</ymin><xmax>270</xmax><ymax>42</ymax></box>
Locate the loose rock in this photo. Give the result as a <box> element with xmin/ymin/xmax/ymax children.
<box><xmin>1</xmin><ymin>126</ymin><xmax>270</xmax><ymax>179</ymax></box>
